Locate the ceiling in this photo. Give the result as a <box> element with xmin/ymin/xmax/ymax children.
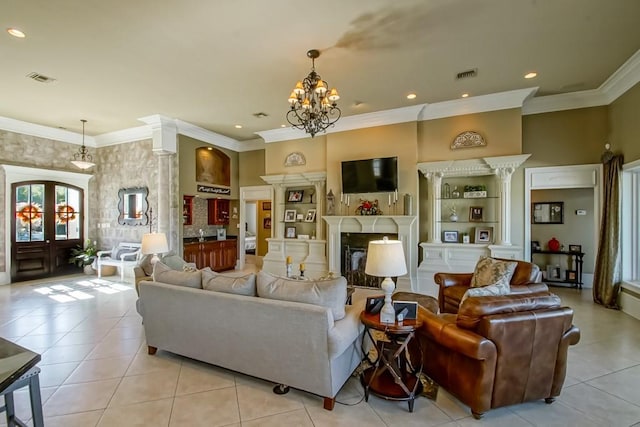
<box><xmin>2</xmin><ymin>0</ymin><xmax>640</xmax><ymax>142</ymax></box>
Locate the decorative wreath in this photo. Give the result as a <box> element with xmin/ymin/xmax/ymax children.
<box><xmin>18</xmin><ymin>204</ymin><xmax>42</xmax><ymax>223</ymax></box>
<box><xmin>56</xmin><ymin>204</ymin><xmax>76</xmax><ymax>223</ymax></box>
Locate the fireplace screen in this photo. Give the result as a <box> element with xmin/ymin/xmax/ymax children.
<box><xmin>341</xmin><ymin>232</ymin><xmax>397</xmax><ymax>287</ymax></box>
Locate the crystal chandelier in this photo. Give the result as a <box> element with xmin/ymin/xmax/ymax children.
<box><xmin>287</xmin><ymin>49</ymin><xmax>340</xmax><ymax>137</ymax></box>
<box><xmin>70</xmin><ymin>119</ymin><xmax>96</xmax><ymax>170</ymax></box>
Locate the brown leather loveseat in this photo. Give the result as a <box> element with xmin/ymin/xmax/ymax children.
<box><xmin>435</xmin><ymin>258</ymin><xmax>547</xmax><ymax>313</ymax></box>
<box><xmin>415</xmin><ymin>291</ymin><xmax>580</xmax><ymax>418</ymax></box>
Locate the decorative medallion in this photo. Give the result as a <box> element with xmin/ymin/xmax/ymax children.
<box><xmin>451</xmin><ymin>131</ymin><xmax>486</xmax><ymax>150</ymax></box>
<box><xmin>284</xmin><ymin>152</ymin><xmax>306</xmax><ymax>167</ymax></box>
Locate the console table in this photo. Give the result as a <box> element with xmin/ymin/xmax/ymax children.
<box><xmin>531</xmin><ymin>250</ymin><xmax>584</xmax><ymax>289</ymax></box>
<box><xmin>360</xmin><ymin>311</ymin><xmax>423</xmax><ymax>412</ymax></box>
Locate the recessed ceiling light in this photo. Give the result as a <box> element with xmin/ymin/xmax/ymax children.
<box><xmin>207</xmin><ymin>147</ymin><xmax>213</xmax><ymax>151</ymax></box>
<box><xmin>461</xmin><ymin>93</ymin><xmax>469</xmax><ymax>98</ymax></box>
<box><xmin>524</xmin><ymin>72</ymin><xmax>538</xmax><ymax>79</ymax></box>
<box><xmin>406</xmin><ymin>93</ymin><xmax>417</xmax><ymax>100</ymax></box>
<box><xmin>7</xmin><ymin>28</ymin><xmax>26</xmax><ymax>38</ymax></box>
<box><xmin>234</xmin><ymin>124</ymin><xmax>242</xmax><ymax>129</ymax></box>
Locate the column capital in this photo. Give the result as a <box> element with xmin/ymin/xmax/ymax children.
<box><xmin>138</xmin><ymin>114</ymin><xmax>177</xmax><ymax>154</ymax></box>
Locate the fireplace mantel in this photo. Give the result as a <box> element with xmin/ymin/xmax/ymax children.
<box><xmin>323</xmin><ymin>216</ymin><xmax>417</xmax><ymax>291</ymax></box>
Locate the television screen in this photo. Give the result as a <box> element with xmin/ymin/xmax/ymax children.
<box><xmin>341</xmin><ymin>157</ymin><xmax>398</xmax><ymax>194</ymax></box>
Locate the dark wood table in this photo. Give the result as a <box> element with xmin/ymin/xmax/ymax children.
<box><xmin>0</xmin><ymin>337</ymin><xmax>43</xmax><ymax>426</ymax></box>
<box><xmin>360</xmin><ymin>311</ymin><xmax>423</xmax><ymax>412</ymax></box>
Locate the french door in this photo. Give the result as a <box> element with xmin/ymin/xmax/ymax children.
<box><xmin>11</xmin><ymin>181</ymin><xmax>84</xmax><ymax>282</ymax></box>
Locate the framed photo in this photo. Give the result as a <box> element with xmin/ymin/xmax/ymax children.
<box><xmin>531</xmin><ymin>240</ymin><xmax>541</xmax><ymax>252</ymax></box>
<box><xmin>532</xmin><ymin>202</ymin><xmax>564</xmax><ymax>224</ymax></box>
<box><xmin>546</xmin><ymin>264</ymin><xmax>561</xmax><ymax>280</ymax></box>
<box><xmin>262</xmin><ymin>201</ymin><xmax>271</xmax><ymax>211</ymax></box>
<box><xmin>285</xmin><ymin>226</ymin><xmax>296</xmax><ymax>239</ymax></box>
<box><xmin>474</xmin><ymin>227</ymin><xmax>493</xmax><ymax>243</ymax></box>
<box><xmin>263</xmin><ymin>217</ymin><xmax>271</xmax><ymax>229</ymax></box>
<box><xmin>304</xmin><ymin>209</ymin><xmax>317</xmax><ymax>222</ymax></box>
<box><xmin>469</xmin><ymin>206</ymin><xmax>483</xmax><ymax>222</ymax></box>
<box><xmin>565</xmin><ymin>270</ymin><xmax>577</xmax><ymax>282</ymax></box>
<box><xmin>287</xmin><ymin>190</ymin><xmax>304</xmax><ymax>202</ymax></box>
<box><xmin>568</xmin><ymin>244</ymin><xmax>582</xmax><ymax>253</ymax></box>
<box><xmin>442</xmin><ymin>230</ymin><xmax>459</xmax><ymax>243</ymax></box>
<box><xmin>284</xmin><ymin>209</ymin><xmax>297</xmax><ymax>222</ymax></box>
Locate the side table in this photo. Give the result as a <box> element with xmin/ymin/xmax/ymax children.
<box><xmin>359</xmin><ymin>311</ymin><xmax>423</xmax><ymax>412</ymax></box>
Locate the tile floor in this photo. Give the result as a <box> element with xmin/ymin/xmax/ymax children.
<box><xmin>1</xmin><ymin>275</ymin><xmax>640</xmax><ymax>426</ymax></box>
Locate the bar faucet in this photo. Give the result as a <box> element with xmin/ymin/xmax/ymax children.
<box><xmin>198</xmin><ymin>229</ymin><xmax>204</xmax><ymax>242</ymax></box>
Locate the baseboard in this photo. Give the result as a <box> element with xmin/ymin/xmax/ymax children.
<box><xmin>621</xmin><ymin>282</ymin><xmax>640</xmax><ymax>320</ymax></box>
<box><xmin>0</xmin><ymin>272</ymin><xmax>9</xmax><ymax>286</ymax></box>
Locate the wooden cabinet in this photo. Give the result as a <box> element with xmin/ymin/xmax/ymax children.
<box><xmin>183</xmin><ymin>195</ymin><xmax>194</xmax><ymax>225</ymax></box>
<box><xmin>208</xmin><ymin>199</ymin><xmax>230</xmax><ymax>225</ymax></box>
<box><xmin>183</xmin><ymin>239</ymin><xmax>237</xmax><ymax>271</ymax></box>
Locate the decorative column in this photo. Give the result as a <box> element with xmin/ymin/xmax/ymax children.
<box><xmin>423</xmin><ymin>172</ymin><xmax>443</xmax><ymax>243</ymax></box>
<box><xmin>272</xmin><ymin>183</ymin><xmax>286</xmax><ymax>239</ymax></box>
<box><xmin>495</xmin><ymin>167</ymin><xmax>515</xmax><ymax>246</ymax></box>
<box><xmin>313</xmin><ymin>180</ymin><xmax>325</xmax><ymax>240</ymax></box>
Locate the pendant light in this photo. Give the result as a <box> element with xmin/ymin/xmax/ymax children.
<box><xmin>71</xmin><ymin>119</ymin><xmax>96</xmax><ymax>170</ymax></box>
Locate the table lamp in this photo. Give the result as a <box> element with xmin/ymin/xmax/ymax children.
<box><xmin>141</xmin><ymin>232</ymin><xmax>169</xmax><ymax>264</ymax></box>
<box><xmin>365</xmin><ymin>236</ymin><xmax>407</xmax><ymax>323</ymax></box>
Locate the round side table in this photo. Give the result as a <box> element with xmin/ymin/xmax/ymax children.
<box><xmin>359</xmin><ymin>311</ymin><xmax>423</xmax><ymax>412</ymax></box>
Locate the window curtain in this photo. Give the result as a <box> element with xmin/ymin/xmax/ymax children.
<box><xmin>592</xmin><ymin>154</ymin><xmax>624</xmax><ymax>309</ymax></box>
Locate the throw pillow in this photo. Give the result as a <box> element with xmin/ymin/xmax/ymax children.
<box><xmin>470</xmin><ymin>256</ymin><xmax>517</xmax><ymax>288</ymax></box>
<box><xmin>460</xmin><ymin>282</ymin><xmax>510</xmax><ymax>306</ymax></box>
<box><xmin>161</xmin><ymin>254</ymin><xmax>187</xmax><ymax>271</ymax></box>
<box><xmin>256</xmin><ymin>271</ymin><xmax>347</xmax><ymax>320</ymax></box>
<box><xmin>152</xmin><ymin>261</ymin><xmax>202</xmax><ymax>289</ymax></box>
<box><xmin>201</xmin><ymin>269</ymin><xmax>256</xmax><ymax>296</ymax></box>
<box><xmin>138</xmin><ymin>254</ymin><xmax>154</xmax><ymax>276</ymax></box>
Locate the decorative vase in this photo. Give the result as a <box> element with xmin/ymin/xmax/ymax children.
<box><xmin>548</xmin><ymin>237</ymin><xmax>560</xmax><ymax>252</ymax></box>
<box><xmin>449</xmin><ymin>214</ymin><xmax>458</xmax><ymax>222</ymax></box>
<box><xmin>83</xmin><ymin>265</ymin><xmax>94</xmax><ymax>275</ymax></box>
<box><xmin>451</xmin><ymin>186</ymin><xmax>461</xmax><ymax>199</ymax></box>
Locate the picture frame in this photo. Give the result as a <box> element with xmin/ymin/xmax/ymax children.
<box><xmin>284</xmin><ymin>209</ymin><xmax>297</xmax><ymax>222</ymax></box>
<box><xmin>285</xmin><ymin>226</ymin><xmax>296</xmax><ymax>239</ymax></box>
<box><xmin>442</xmin><ymin>230</ymin><xmax>459</xmax><ymax>243</ymax></box>
<box><xmin>565</xmin><ymin>270</ymin><xmax>577</xmax><ymax>282</ymax></box>
<box><xmin>469</xmin><ymin>206</ymin><xmax>483</xmax><ymax>222</ymax></box>
<box><xmin>304</xmin><ymin>209</ymin><xmax>317</xmax><ymax>222</ymax></box>
<box><xmin>262</xmin><ymin>201</ymin><xmax>271</xmax><ymax>211</ymax></box>
<box><xmin>532</xmin><ymin>202</ymin><xmax>564</xmax><ymax>224</ymax></box>
<box><xmin>263</xmin><ymin>217</ymin><xmax>271</xmax><ymax>229</ymax></box>
<box><xmin>568</xmin><ymin>244</ymin><xmax>582</xmax><ymax>253</ymax></box>
<box><xmin>546</xmin><ymin>264</ymin><xmax>561</xmax><ymax>280</ymax></box>
<box><xmin>475</xmin><ymin>227</ymin><xmax>493</xmax><ymax>243</ymax></box>
<box><xmin>287</xmin><ymin>190</ymin><xmax>304</xmax><ymax>203</ymax></box>
<box><xmin>531</xmin><ymin>240</ymin><xmax>541</xmax><ymax>252</ymax></box>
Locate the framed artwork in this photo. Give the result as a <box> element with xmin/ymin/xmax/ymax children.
<box><xmin>284</xmin><ymin>209</ymin><xmax>297</xmax><ymax>222</ymax></box>
<box><xmin>531</xmin><ymin>240</ymin><xmax>541</xmax><ymax>252</ymax></box>
<box><xmin>442</xmin><ymin>230</ymin><xmax>459</xmax><ymax>243</ymax></box>
<box><xmin>262</xmin><ymin>201</ymin><xmax>271</xmax><ymax>211</ymax></box>
<box><xmin>532</xmin><ymin>202</ymin><xmax>564</xmax><ymax>224</ymax></box>
<box><xmin>568</xmin><ymin>244</ymin><xmax>582</xmax><ymax>253</ymax></box>
<box><xmin>475</xmin><ymin>227</ymin><xmax>493</xmax><ymax>243</ymax></box>
<box><xmin>263</xmin><ymin>217</ymin><xmax>271</xmax><ymax>229</ymax></box>
<box><xmin>304</xmin><ymin>209</ymin><xmax>317</xmax><ymax>222</ymax></box>
<box><xmin>287</xmin><ymin>190</ymin><xmax>304</xmax><ymax>202</ymax></box>
<box><xmin>285</xmin><ymin>226</ymin><xmax>296</xmax><ymax>239</ymax></box>
<box><xmin>469</xmin><ymin>206</ymin><xmax>483</xmax><ymax>222</ymax></box>
<box><xmin>566</xmin><ymin>270</ymin><xmax>577</xmax><ymax>282</ymax></box>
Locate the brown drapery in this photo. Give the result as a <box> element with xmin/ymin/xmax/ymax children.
<box><xmin>593</xmin><ymin>154</ymin><xmax>624</xmax><ymax>309</ymax></box>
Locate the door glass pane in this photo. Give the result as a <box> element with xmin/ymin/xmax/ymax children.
<box><xmin>55</xmin><ymin>186</ymin><xmax>81</xmax><ymax>240</ymax></box>
<box><xmin>68</xmin><ymin>188</ymin><xmax>81</xmax><ymax>239</ymax></box>
<box><xmin>15</xmin><ymin>184</ymin><xmax>45</xmax><ymax>242</ymax></box>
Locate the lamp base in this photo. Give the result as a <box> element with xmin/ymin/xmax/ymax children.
<box><xmin>379</xmin><ymin>277</ymin><xmax>396</xmax><ymax>324</ymax></box>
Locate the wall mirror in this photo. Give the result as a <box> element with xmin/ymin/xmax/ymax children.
<box><xmin>117</xmin><ymin>187</ymin><xmax>149</xmax><ymax>226</ymax></box>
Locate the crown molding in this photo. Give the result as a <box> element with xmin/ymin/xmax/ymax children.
<box><xmin>0</xmin><ymin>116</ymin><xmax>97</xmax><ymax>147</ymax></box>
<box><xmin>175</xmin><ymin>119</ymin><xmax>240</xmax><ymax>151</ymax></box>
<box><xmin>93</xmin><ymin>125</ymin><xmax>152</xmax><ymax>146</ymax></box>
<box><xmin>601</xmin><ymin>48</ymin><xmax>640</xmax><ymax>103</ymax></box>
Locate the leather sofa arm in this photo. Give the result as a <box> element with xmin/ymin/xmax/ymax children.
<box><xmin>419</xmin><ymin>310</ymin><xmax>497</xmax><ymax>361</ymax></box>
<box><xmin>434</xmin><ymin>272</ymin><xmax>473</xmax><ymax>288</ymax></box>
<box><xmin>551</xmin><ymin>323</ymin><xmax>580</xmax><ymax>397</ymax></box>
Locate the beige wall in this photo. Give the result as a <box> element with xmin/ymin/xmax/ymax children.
<box><xmin>264</xmin><ymin>135</ymin><xmax>327</xmax><ymax>176</ymax></box>
<box><xmin>239</xmin><ymin>150</ymin><xmax>266</xmax><ymax>187</ymax></box>
<box><xmin>418</xmin><ymin>108</ymin><xmax>523</xmax><ymax>161</ymax></box>
<box><xmin>610</xmin><ymin>81</ymin><xmax>640</xmax><ymax>163</ymax></box>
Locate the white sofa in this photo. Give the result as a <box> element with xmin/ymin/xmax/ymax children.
<box><xmin>137</xmin><ymin>268</ymin><xmax>376</xmax><ymax>410</ymax></box>
<box><xmin>96</xmin><ymin>242</ymin><xmax>141</xmax><ymax>281</ymax></box>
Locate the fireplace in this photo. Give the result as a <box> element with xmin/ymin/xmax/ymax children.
<box><xmin>323</xmin><ymin>215</ymin><xmax>418</xmax><ymax>291</ymax></box>
<box><xmin>341</xmin><ymin>232</ymin><xmax>397</xmax><ymax>287</ymax></box>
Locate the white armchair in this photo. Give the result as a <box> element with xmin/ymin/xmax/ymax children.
<box><xmin>96</xmin><ymin>242</ymin><xmax>142</xmax><ymax>281</ymax></box>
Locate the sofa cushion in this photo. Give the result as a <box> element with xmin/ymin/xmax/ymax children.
<box><xmin>152</xmin><ymin>261</ymin><xmax>201</xmax><ymax>289</ymax></box>
<box><xmin>457</xmin><ymin>291</ymin><xmax>562</xmax><ymax>330</ymax></box>
<box><xmin>202</xmin><ymin>270</ymin><xmax>256</xmax><ymax>296</ymax></box>
<box><xmin>460</xmin><ymin>282</ymin><xmax>510</xmax><ymax>306</ymax></box>
<box><xmin>470</xmin><ymin>256</ymin><xmax>517</xmax><ymax>288</ymax></box>
<box><xmin>256</xmin><ymin>271</ymin><xmax>347</xmax><ymax>320</ymax></box>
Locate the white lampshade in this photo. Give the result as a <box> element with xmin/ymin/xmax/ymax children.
<box><xmin>141</xmin><ymin>232</ymin><xmax>169</xmax><ymax>255</ymax></box>
<box><xmin>365</xmin><ymin>238</ymin><xmax>407</xmax><ymax>278</ymax></box>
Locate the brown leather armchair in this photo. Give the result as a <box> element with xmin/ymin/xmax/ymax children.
<box><xmin>414</xmin><ymin>291</ymin><xmax>580</xmax><ymax>418</ymax></box>
<box><xmin>435</xmin><ymin>257</ymin><xmax>547</xmax><ymax>313</ymax></box>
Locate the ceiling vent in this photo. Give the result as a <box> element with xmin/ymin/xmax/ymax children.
<box><xmin>253</xmin><ymin>112</ymin><xmax>268</xmax><ymax>118</ymax></box>
<box><xmin>26</xmin><ymin>72</ymin><xmax>56</xmax><ymax>83</ymax></box>
<box><xmin>456</xmin><ymin>68</ymin><xmax>478</xmax><ymax>80</ymax></box>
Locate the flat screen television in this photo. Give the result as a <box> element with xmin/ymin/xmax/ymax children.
<box><xmin>341</xmin><ymin>157</ymin><xmax>398</xmax><ymax>194</ymax></box>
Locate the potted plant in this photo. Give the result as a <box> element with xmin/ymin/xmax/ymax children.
<box><xmin>69</xmin><ymin>239</ymin><xmax>98</xmax><ymax>274</ymax></box>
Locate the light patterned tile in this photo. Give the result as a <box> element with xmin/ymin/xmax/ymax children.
<box><xmin>511</xmin><ymin>400</ymin><xmax>603</xmax><ymax>427</ymax></box>
<box><xmin>587</xmin><ymin>364</ymin><xmax>640</xmax><ymax>406</ymax></box>
<box><xmin>98</xmin><ymin>398</ymin><xmax>172</xmax><ymax>427</ymax></box>
<box><xmin>237</xmin><ymin>382</ymin><xmax>304</xmax><ymax>421</ymax></box>
<box><xmin>368</xmin><ymin>394</ymin><xmax>453</xmax><ymax>426</ymax></box>
<box><xmin>39</xmin><ymin>361</ymin><xmax>80</xmax><ymax>387</ymax></box>
<box><xmin>65</xmin><ymin>355</ymin><xmax>134</xmax><ymax>384</ymax></box>
<box><xmin>44</xmin><ymin>378</ymin><xmax>120</xmax><ymax>417</ymax></box>
<box><xmin>176</xmin><ymin>361</ymin><xmax>235</xmax><ymax>395</ymax></box>
<box><xmin>109</xmin><ymin>370</ymin><xmax>179</xmax><ymax>407</ymax></box>
<box><xmin>242</xmin><ymin>408</ymin><xmax>313</xmax><ymax>427</ymax></box>
<box><xmin>45</xmin><ymin>410</ymin><xmax>103</xmax><ymax>427</ymax></box>
<box><xmin>170</xmin><ymin>388</ymin><xmax>240</xmax><ymax>427</ymax></box>
<box><xmin>304</xmin><ymin>398</ymin><xmax>387</xmax><ymax>427</ymax></box>
<box><xmin>40</xmin><ymin>343</ymin><xmax>96</xmax><ymax>365</ymax></box>
<box><xmin>559</xmin><ymin>383</ymin><xmax>640</xmax><ymax>426</ymax></box>
<box><xmin>125</xmin><ymin>351</ymin><xmax>181</xmax><ymax>377</ymax></box>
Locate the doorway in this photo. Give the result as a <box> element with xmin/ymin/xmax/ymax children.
<box><xmin>238</xmin><ymin>186</ymin><xmax>273</xmax><ymax>271</ymax></box>
<box><xmin>11</xmin><ymin>181</ymin><xmax>84</xmax><ymax>282</ymax></box>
